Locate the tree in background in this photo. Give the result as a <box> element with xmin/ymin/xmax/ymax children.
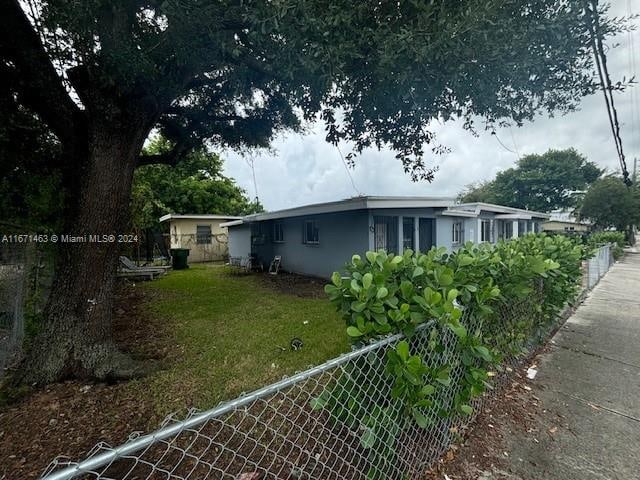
<box><xmin>0</xmin><ymin>88</ymin><xmax>64</xmax><ymax>230</ymax></box>
<box><xmin>1</xmin><ymin>0</ymin><xmax>624</xmax><ymax>384</ymax></box>
<box><xmin>459</xmin><ymin>149</ymin><xmax>603</xmax><ymax>212</ymax></box>
<box><xmin>131</xmin><ymin>137</ymin><xmax>262</xmax><ymax>232</ymax></box>
<box><xmin>579</xmin><ymin>176</ymin><xmax>639</xmax><ymax>236</ymax></box>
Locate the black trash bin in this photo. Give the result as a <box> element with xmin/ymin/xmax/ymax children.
<box><xmin>170</xmin><ymin>248</ymin><xmax>190</xmax><ymax>270</ymax></box>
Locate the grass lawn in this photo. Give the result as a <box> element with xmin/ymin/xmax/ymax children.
<box><xmin>0</xmin><ymin>265</ymin><xmax>350</xmax><ymax>478</ymax></box>
<box><xmin>131</xmin><ymin>264</ymin><xmax>350</xmax><ymax>418</ymax></box>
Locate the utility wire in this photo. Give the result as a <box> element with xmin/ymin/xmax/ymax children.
<box><xmin>508</xmin><ymin>126</ymin><xmax>521</xmax><ymax>159</ymax></box>
<box><xmin>586</xmin><ymin>0</ymin><xmax>632</xmax><ymax>185</ymax></box>
<box><xmin>244</xmin><ymin>155</ymin><xmax>260</xmax><ymax>205</ymax></box>
<box><xmin>491</xmin><ymin>131</ymin><xmax>518</xmax><ymax>155</ymax></box>
<box><xmin>336</xmin><ymin>145</ymin><xmax>362</xmax><ymax>197</ymax></box>
<box><xmin>626</xmin><ymin>0</ymin><xmax>639</xmax><ymax>161</ymax></box>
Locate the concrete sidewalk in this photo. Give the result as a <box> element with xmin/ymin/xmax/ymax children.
<box><xmin>497</xmin><ymin>253</ymin><xmax>640</xmax><ymax>479</ymax></box>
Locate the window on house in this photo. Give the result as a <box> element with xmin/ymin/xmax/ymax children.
<box><xmin>504</xmin><ymin>221</ymin><xmax>513</xmax><ymax>239</ymax></box>
<box><xmin>518</xmin><ymin>220</ymin><xmax>527</xmax><ymax>236</ymax></box>
<box><xmin>303</xmin><ymin>220</ymin><xmax>319</xmax><ymax>244</ymax></box>
<box><xmin>452</xmin><ymin>221</ymin><xmax>463</xmax><ymax>245</ymax></box>
<box><xmin>251</xmin><ymin>222</ymin><xmax>266</xmax><ymax>245</ymax></box>
<box><xmin>402</xmin><ymin>217</ymin><xmax>415</xmax><ymax>251</ymax></box>
<box><xmin>480</xmin><ymin>220</ymin><xmax>492</xmax><ymax>243</ymax></box>
<box><xmin>196</xmin><ymin>225</ymin><xmax>212</xmax><ymax>244</ymax></box>
<box><xmin>273</xmin><ymin>222</ymin><xmax>284</xmax><ymax>243</ymax></box>
<box><xmin>373</xmin><ymin>216</ymin><xmax>398</xmax><ymax>253</ymax></box>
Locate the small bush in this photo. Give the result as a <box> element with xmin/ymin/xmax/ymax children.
<box><xmin>588</xmin><ymin>231</ymin><xmax>625</xmax><ymax>260</ymax></box>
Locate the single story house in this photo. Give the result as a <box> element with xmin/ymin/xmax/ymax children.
<box><xmin>159</xmin><ymin>214</ymin><xmax>242</xmax><ymax>262</ymax></box>
<box><xmin>221</xmin><ymin>197</ymin><xmax>549</xmax><ymax>278</ymax></box>
<box><xmin>542</xmin><ymin>211</ymin><xmax>591</xmax><ymax>234</ymax></box>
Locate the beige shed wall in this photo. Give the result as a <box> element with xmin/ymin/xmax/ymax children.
<box><xmin>542</xmin><ymin>221</ymin><xmax>590</xmax><ymax>233</ymax></box>
<box><xmin>167</xmin><ymin>219</ymin><xmax>230</xmax><ymax>262</ymax></box>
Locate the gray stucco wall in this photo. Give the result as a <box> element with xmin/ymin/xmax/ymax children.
<box><xmin>227</xmin><ymin>207</ymin><xmax>546</xmax><ymax>278</ymax></box>
<box><xmin>251</xmin><ymin>210</ymin><xmax>370</xmax><ymax>278</ymax></box>
<box><xmin>228</xmin><ymin>224</ymin><xmax>252</xmax><ymax>258</ymax></box>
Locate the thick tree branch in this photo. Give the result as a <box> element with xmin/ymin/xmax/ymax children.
<box><xmin>0</xmin><ymin>0</ymin><xmax>82</xmax><ymax>145</ymax></box>
<box><xmin>137</xmin><ymin>143</ymin><xmax>190</xmax><ymax>167</ymax></box>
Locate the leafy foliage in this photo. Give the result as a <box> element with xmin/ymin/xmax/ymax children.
<box><xmin>131</xmin><ymin>137</ymin><xmax>262</xmax><ymax>230</ymax></box>
<box><xmin>579</xmin><ymin>176</ymin><xmax>640</xmax><ymax>233</ymax></box>
<box><xmin>0</xmin><ymin>92</ymin><xmax>64</xmax><ymax>230</ymax></box>
<box><xmin>587</xmin><ymin>231</ymin><xmax>626</xmax><ymax>260</ymax></box>
<box><xmin>13</xmin><ymin>1</ymin><xmax>625</xmax><ymax>180</ymax></box>
<box><xmin>459</xmin><ymin>149</ymin><xmax>603</xmax><ymax>211</ymax></box>
<box><xmin>319</xmin><ymin>235</ymin><xmax>587</xmax><ymax>477</ymax></box>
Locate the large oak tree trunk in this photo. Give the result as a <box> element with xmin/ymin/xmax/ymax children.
<box><xmin>21</xmin><ymin>117</ymin><xmax>151</xmax><ymax>385</ymax></box>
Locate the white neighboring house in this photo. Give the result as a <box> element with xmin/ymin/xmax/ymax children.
<box><xmin>159</xmin><ymin>214</ymin><xmax>242</xmax><ymax>263</ymax></box>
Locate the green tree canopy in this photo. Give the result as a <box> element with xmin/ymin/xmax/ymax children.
<box><xmin>0</xmin><ymin>0</ymin><xmax>626</xmax><ymax>384</ymax></box>
<box><xmin>459</xmin><ymin>149</ymin><xmax>603</xmax><ymax>212</ymax></box>
<box><xmin>579</xmin><ymin>176</ymin><xmax>640</xmax><ymax>231</ymax></box>
<box><xmin>131</xmin><ymin>138</ymin><xmax>262</xmax><ymax>231</ymax></box>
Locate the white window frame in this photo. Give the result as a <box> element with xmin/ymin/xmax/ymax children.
<box><xmin>480</xmin><ymin>220</ymin><xmax>492</xmax><ymax>243</ymax></box>
<box><xmin>452</xmin><ymin>221</ymin><xmax>463</xmax><ymax>245</ymax></box>
<box><xmin>303</xmin><ymin>220</ymin><xmax>319</xmax><ymax>245</ymax></box>
<box><xmin>273</xmin><ymin>222</ymin><xmax>284</xmax><ymax>243</ymax></box>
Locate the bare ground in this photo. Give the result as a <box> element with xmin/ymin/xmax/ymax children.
<box><xmin>0</xmin><ymin>285</ymin><xmax>176</xmax><ymax>480</ymax></box>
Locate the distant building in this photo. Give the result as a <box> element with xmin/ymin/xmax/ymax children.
<box><xmin>159</xmin><ymin>214</ymin><xmax>242</xmax><ymax>262</ymax></box>
<box><xmin>222</xmin><ymin>196</ymin><xmax>549</xmax><ymax>278</ymax></box>
<box><xmin>542</xmin><ymin>210</ymin><xmax>591</xmax><ymax>234</ymax></box>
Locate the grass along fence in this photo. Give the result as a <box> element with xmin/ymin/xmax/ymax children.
<box><xmin>0</xmin><ymin>244</ymin><xmax>31</xmax><ymax>381</ymax></box>
<box><xmin>41</xmin><ymin>242</ymin><xmax>614</xmax><ymax>480</ymax></box>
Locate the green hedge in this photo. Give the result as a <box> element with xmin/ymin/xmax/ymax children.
<box><xmin>319</xmin><ymin>234</ymin><xmax>587</xmax><ymax>477</ymax></box>
<box><xmin>588</xmin><ymin>231</ymin><xmax>625</xmax><ymax>260</ymax></box>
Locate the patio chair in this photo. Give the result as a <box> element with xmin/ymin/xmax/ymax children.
<box><xmin>119</xmin><ymin>256</ymin><xmax>170</xmax><ymax>272</ymax></box>
<box><xmin>117</xmin><ymin>256</ymin><xmax>168</xmax><ymax>281</ymax></box>
<box><xmin>268</xmin><ymin>255</ymin><xmax>281</xmax><ymax>275</ymax></box>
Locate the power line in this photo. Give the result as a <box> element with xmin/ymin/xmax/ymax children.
<box><xmin>626</xmin><ymin>0</ymin><xmax>639</xmax><ymax>161</ymax></box>
<box><xmin>491</xmin><ymin>131</ymin><xmax>518</xmax><ymax>156</ymax></box>
<box><xmin>244</xmin><ymin>155</ymin><xmax>260</xmax><ymax>205</ymax></box>
<box><xmin>335</xmin><ymin>145</ymin><xmax>362</xmax><ymax>197</ymax></box>
<box><xmin>586</xmin><ymin>0</ymin><xmax>632</xmax><ymax>185</ymax></box>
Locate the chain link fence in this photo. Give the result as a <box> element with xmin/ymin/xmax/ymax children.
<box><xmin>41</xmin><ymin>245</ymin><xmax>614</xmax><ymax>480</ymax></box>
<box><xmin>0</xmin><ymin>244</ymin><xmax>30</xmax><ymax>380</ymax></box>
<box><xmin>584</xmin><ymin>243</ymin><xmax>613</xmax><ymax>290</ymax></box>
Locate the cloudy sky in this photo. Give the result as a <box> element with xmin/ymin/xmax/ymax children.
<box><xmin>223</xmin><ymin>0</ymin><xmax>640</xmax><ymax>212</ymax></box>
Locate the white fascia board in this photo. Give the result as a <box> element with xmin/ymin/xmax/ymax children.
<box><xmin>494</xmin><ymin>213</ymin><xmax>532</xmax><ymax>220</ymax></box>
<box><xmin>158</xmin><ymin>214</ymin><xmax>243</xmax><ymax>222</ymax></box>
<box><xmin>366</xmin><ymin>197</ymin><xmax>455</xmax><ymax>209</ymax></box>
<box><xmin>234</xmin><ymin>196</ymin><xmax>456</xmax><ymax>223</ymax></box>
<box><xmin>440</xmin><ymin>210</ymin><xmax>478</xmax><ymax>218</ymax></box>
<box><xmin>456</xmin><ymin>202</ymin><xmax>550</xmax><ymax>219</ymax></box>
<box><xmin>220</xmin><ymin>219</ymin><xmax>245</xmax><ymax>227</ymax></box>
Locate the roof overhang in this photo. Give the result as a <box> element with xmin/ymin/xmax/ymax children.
<box><xmin>494</xmin><ymin>213</ymin><xmax>532</xmax><ymax>220</ymax></box>
<box><xmin>454</xmin><ymin>202</ymin><xmax>550</xmax><ymax>220</ymax></box>
<box><xmin>159</xmin><ymin>214</ymin><xmax>243</xmax><ymax>223</ymax></box>
<box><xmin>224</xmin><ymin>196</ymin><xmax>456</xmax><ymax>226</ymax></box>
<box><xmin>219</xmin><ymin>219</ymin><xmax>244</xmax><ymax>228</ymax></box>
<box><xmin>440</xmin><ymin>210</ymin><xmax>478</xmax><ymax>218</ymax></box>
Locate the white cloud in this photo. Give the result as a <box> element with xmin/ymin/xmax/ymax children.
<box><xmin>223</xmin><ymin>0</ymin><xmax>640</xmax><ymax>211</ymax></box>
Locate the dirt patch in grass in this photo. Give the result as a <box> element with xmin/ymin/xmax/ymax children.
<box><xmin>0</xmin><ymin>283</ymin><xmax>176</xmax><ymax>480</ymax></box>
<box><xmin>256</xmin><ymin>271</ymin><xmax>328</xmax><ymax>299</ymax></box>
